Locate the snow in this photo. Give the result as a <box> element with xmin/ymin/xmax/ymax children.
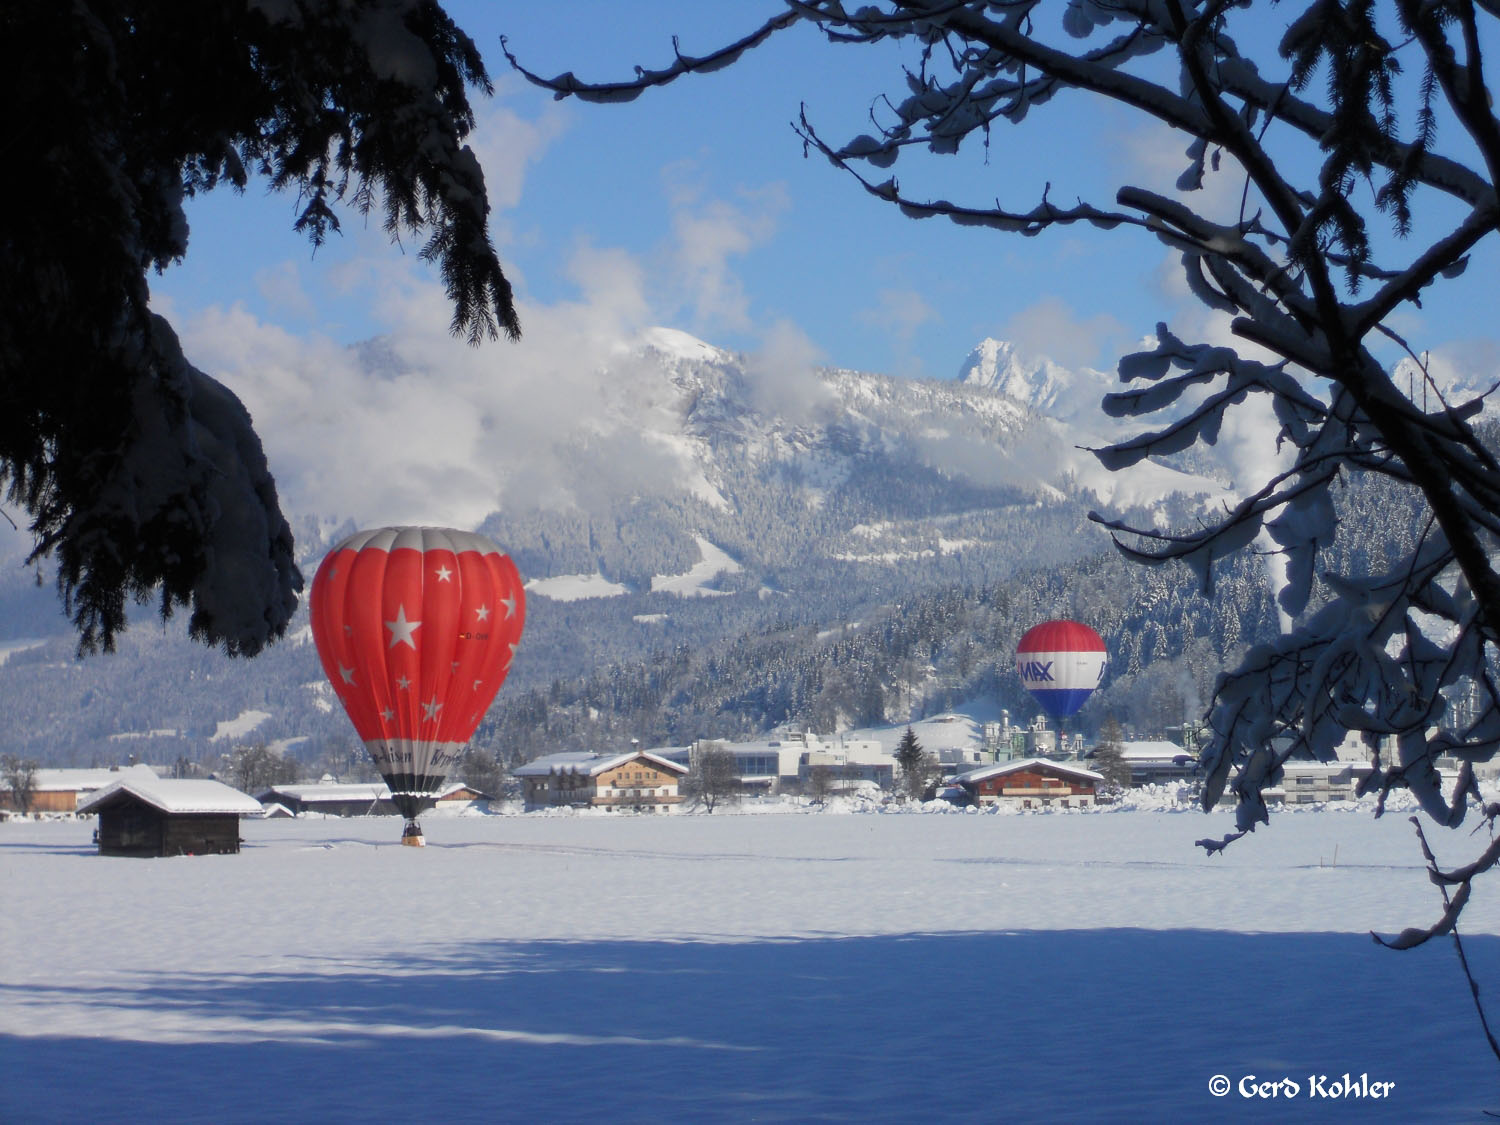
<box><xmin>75</xmin><ymin>777</ymin><xmax>263</xmax><ymax>816</ymax></box>
<box><xmin>0</xmin><ymin>637</ymin><xmax>46</xmax><ymax>667</ymax></box>
<box><xmin>107</xmin><ymin>729</ymin><xmax>181</xmax><ymax>742</ymax></box>
<box><xmin>524</xmin><ymin>572</ymin><xmax>629</xmax><ymax>601</ymax></box>
<box><xmin>209</xmin><ymin>708</ymin><xmax>272</xmax><ymax>742</ymax></box>
<box><xmin>5</xmin><ymin>810</ymin><xmax>1499</xmax><ymax>1121</ymax></box>
<box><xmin>650</xmin><ymin>535</ymin><xmax>742</xmax><ymax>598</ymax></box>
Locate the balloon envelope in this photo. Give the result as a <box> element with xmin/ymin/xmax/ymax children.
<box><xmin>1016</xmin><ymin>619</ymin><xmax>1107</xmax><ymax>720</ymax></box>
<box><xmin>309</xmin><ymin>526</ymin><xmax>525</xmax><ymax>817</ymax></box>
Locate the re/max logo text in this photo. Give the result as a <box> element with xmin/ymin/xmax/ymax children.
<box><xmin>1019</xmin><ymin>660</ymin><xmax>1055</xmax><ymax>682</ymax></box>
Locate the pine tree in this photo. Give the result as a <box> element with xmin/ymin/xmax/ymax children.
<box><xmin>1090</xmin><ymin>717</ymin><xmax>1132</xmax><ymax>795</ymax></box>
<box><xmin>894</xmin><ymin>726</ymin><xmax>932</xmax><ymax>801</ymax></box>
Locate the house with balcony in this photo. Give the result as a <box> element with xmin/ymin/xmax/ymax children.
<box><xmin>514</xmin><ymin>750</ymin><xmax>687</xmax><ymax>812</ymax></box>
<box><xmin>950</xmin><ymin>758</ymin><xmax>1103</xmax><ymax>809</ymax></box>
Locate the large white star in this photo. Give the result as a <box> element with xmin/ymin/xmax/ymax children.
<box><xmin>421</xmin><ymin>697</ymin><xmax>444</xmax><ymax>722</ymax></box>
<box><xmin>501</xmin><ymin>594</ymin><xmax>517</xmax><ymax>619</ymax></box>
<box><xmin>385</xmin><ymin>605</ymin><xmax>421</xmax><ymax>649</ymax></box>
<box><xmin>434</xmin><ymin>564</ymin><xmax>453</xmax><ymax>583</ymax></box>
<box><xmin>474</xmin><ymin>604</ymin><xmax>491</xmax><ymax>623</ymax></box>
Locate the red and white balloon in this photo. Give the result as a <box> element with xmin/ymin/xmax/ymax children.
<box><xmin>309</xmin><ymin>526</ymin><xmax>525</xmax><ymax>818</ymax></box>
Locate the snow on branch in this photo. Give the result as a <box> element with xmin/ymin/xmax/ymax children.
<box><xmin>501</xmin><ymin>11</ymin><xmax>803</xmax><ymax>103</ymax></box>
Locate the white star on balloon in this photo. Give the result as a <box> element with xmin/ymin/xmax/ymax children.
<box><xmin>396</xmin><ymin>675</ymin><xmax>412</xmax><ymax>691</ymax></box>
<box><xmin>501</xmin><ymin>595</ymin><xmax>516</xmax><ymax>619</ymax></box>
<box><xmin>381</xmin><ymin>708</ymin><xmax>395</xmax><ymax>722</ymax></box>
<box><xmin>474</xmin><ymin>604</ymin><xmax>491</xmax><ymax>623</ymax></box>
<box><xmin>422</xmin><ymin>698</ymin><xmax>444</xmax><ymax>722</ymax></box>
<box><xmin>338</xmin><ymin>663</ymin><xmax>356</xmax><ymax>685</ymax></box>
<box><xmin>434</xmin><ymin>564</ymin><xmax>453</xmax><ymax>582</ymax></box>
<box><xmin>385</xmin><ymin>605</ymin><xmax>421</xmax><ymax>649</ymax></box>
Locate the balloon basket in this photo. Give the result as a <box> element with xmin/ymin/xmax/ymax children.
<box><xmin>400</xmin><ymin>820</ymin><xmax>426</xmax><ymax>847</ymax></box>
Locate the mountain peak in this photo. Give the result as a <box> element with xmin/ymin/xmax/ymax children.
<box><xmin>958</xmin><ymin>337</ymin><xmax>1110</xmax><ymax>424</ymax></box>
<box><xmin>631</xmin><ymin>326</ymin><xmax>728</xmax><ymax>366</ymax></box>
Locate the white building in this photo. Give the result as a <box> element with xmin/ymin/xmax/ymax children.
<box><xmin>660</xmin><ymin>732</ymin><xmax>896</xmax><ymax>792</ymax></box>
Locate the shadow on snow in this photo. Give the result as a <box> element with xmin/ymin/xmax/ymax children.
<box><xmin>7</xmin><ymin>929</ymin><xmax>1500</xmax><ymax>1123</ymax></box>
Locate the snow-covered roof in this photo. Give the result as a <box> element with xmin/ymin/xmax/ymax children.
<box><xmin>32</xmin><ymin>765</ymin><xmax>160</xmax><ymax>792</ymax></box>
<box><xmin>513</xmin><ymin>751</ymin><xmax>608</xmax><ymax>777</ymax></box>
<box><xmin>1116</xmin><ymin>741</ymin><xmax>1196</xmax><ymax>763</ymax></box>
<box><xmin>513</xmin><ymin>750</ymin><xmax>688</xmax><ymax>778</ymax></box>
<box><xmin>953</xmin><ymin>758</ymin><xmax>1105</xmax><ymax>785</ymax></box>
<box><xmin>77</xmin><ymin>778</ymin><xmax>263</xmax><ymax>817</ymax></box>
<box><xmin>258</xmin><ymin>782</ymin><xmax>392</xmax><ymax>802</ymax></box>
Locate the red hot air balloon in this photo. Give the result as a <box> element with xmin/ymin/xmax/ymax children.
<box><xmin>309</xmin><ymin>527</ymin><xmax>525</xmax><ymax>844</ymax></box>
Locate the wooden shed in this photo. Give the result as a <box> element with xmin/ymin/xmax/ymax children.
<box><xmin>76</xmin><ymin>778</ymin><xmax>263</xmax><ymax>857</ymax></box>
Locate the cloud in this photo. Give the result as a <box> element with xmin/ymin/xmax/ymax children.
<box><xmin>998</xmin><ymin>296</ymin><xmax>1128</xmax><ymax>373</ymax></box>
<box><xmin>662</xmin><ymin>167</ymin><xmax>788</xmax><ymax>335</ymax></box>
<box><xmin>862</xmin><ymin>288</ymin><xmax>936</xmax><ymax>341</ymax></box>
<box><xmin>178</xmin><ymin>223</ymin><xmax>722</xmax><ymax>532</ymax></box>
<box><xmin>154</xmin><ymin>100</ymin><xmax>797</xmax><ymax>536</ymax></box>
<box><xmin>744</xmin><ymin>319</ymin><xmax>834</xmax><ymax>423</ymax></box>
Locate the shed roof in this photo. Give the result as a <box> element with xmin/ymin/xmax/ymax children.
<box><xmin>77</xmin><ymin>778</ymin><xmax>263</xmax><ymax>816</ymax></box>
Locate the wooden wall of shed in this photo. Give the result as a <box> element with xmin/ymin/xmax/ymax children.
<box><xmin>97</xmin><ymin>806</ymin><xmax>242</xmax><ymax>856</ymax></box>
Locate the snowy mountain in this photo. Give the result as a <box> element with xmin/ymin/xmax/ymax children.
<box><xmin>0</xmin><ymin>327</ymin><xmax>1243</xmax><ymax>768</ymax></box>
<box><xmin>958</xmin><ymin>337</ymin><xmax>1114</xmax><ymax>423</ymax></box>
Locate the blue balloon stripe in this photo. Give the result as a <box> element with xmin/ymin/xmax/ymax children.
<box><xmin>1027</xmin><ymin>687</ymin><xmax>1097</xmax><ymax>719</ymax></box>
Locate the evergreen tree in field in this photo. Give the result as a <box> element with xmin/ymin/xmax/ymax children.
<box><xmin>1090</xmin><ymin>716</ymin><xmax>1132</xmax><ymax>795</ymax></box>
<box><xmin>2</xmin><ymin>1</ymin><xmax>517</xmax><ymax>655</ymax></box>
<box><xmin>894</xmin><ymin>726</ymin><xmax>932</xmax><ymax>801</ymax></box>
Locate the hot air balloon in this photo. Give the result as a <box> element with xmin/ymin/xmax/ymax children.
<box><xmin>1016</xmin><ymin>619</ymin><xmax>1107</xmax><ymax>721</ymax></box>
<box><xmin>309</xmin><ymin>527</ymin><xmax>525</xmax><ymax>845</ymax></box>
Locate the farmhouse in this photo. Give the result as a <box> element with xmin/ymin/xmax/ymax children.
<box><xmin>515</xmin><ymin>750</ymin><xmax>687</xmax><ymax>812</ymax></box>
<box><xmin>1</xmin><ymin>764</ymin><xmax>161</xmax><ymax>814</ymax></box>
<box><xmin>77</xmin><ymin>778</ymin><xmax>262</xmax><ymax>857</ymax></box>
<box><xmin>951</xmin><ymin>758</ymin><xmax>1104</xmax><ymax>809</ymax></box>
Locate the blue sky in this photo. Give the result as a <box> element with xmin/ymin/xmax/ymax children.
<box><xmin>142</xmin><ymin>3</ymin><xmax>1500</xmax><ymax>529</ymax></box>
<box><xmin>151</xmin><ymin>3</ymin><xmax>1221</xmax><ymax>381</ymax></box>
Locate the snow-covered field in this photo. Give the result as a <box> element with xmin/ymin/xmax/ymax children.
<box><xmin>5</xmin><ymin>808</ymin><xmax>1500</xmax><ymax>1122</ymax></box>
